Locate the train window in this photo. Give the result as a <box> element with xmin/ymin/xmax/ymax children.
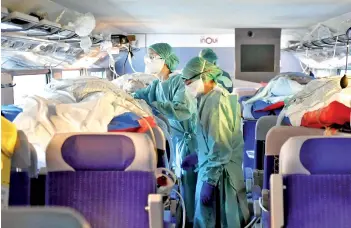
<box><xmin>339</xmin><ymin>70</ymin><xmax>350</xmax><ymax>76</ymax></box>
<box><xmin>13</xmin><ymin>74</ymin><xmax>47</xmax><ymax>105</ymax></box>
<box><xmin>62</xmin><ymin>70</ymin><xmax>80</xmax><ymax>79</ymax></box>
<box><xmin>90</xmin><ymin>71</ymin><xmax>107</xmax><ymax>79</ymax></box>
<box><xmin>315</xmin><ymin>69</ymin><xmax>338</xmax><ymax>78</ymax></box>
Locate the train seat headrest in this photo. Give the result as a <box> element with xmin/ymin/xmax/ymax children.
<box><xmin>280</xmin><ymin>136</ymin><xmax>351</xmax><ymax>175</ymax></box>
<box><xmin>46</xmin><ymin>132</ymin><xmax>157</xmax><ymax>172</ymax></box>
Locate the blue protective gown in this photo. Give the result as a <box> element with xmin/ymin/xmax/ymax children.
<box><xmin>193</xmin><ymin>86</ymin><xmax>249</xmax><ymax>228</ymax></box>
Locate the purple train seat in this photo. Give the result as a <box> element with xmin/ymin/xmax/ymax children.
<box><xmin>270</xmin><ymin>136</ymin><xmax>351</xmax><ymax>228</ymax></box>
<box><xmin>243</xmin><ymin>119</ymin><xmax>257</xmax><ymax>177</ymax></box>
<box><xmin>263</xmin><ymin>126</ymin><xmax>340</xmax><ymax>190</ymax></box>
<box><xmin>45</xmin><ymin>132</ymin><xmax>163</xmax><ymax>228</ymax></box>
<box><xmin>9</xmin><ymin>130</ymin><xmax>38</xmax><ymax>206</ymax></box>
<box><xmin>262</xmin><ymin>127</ymin><xmax>347</xmax><ymax>228</ymax></box>
<box><xmin>254</xmin><ymin>116</ymin><xmax>278</xmax><ymax>171</ymax></box>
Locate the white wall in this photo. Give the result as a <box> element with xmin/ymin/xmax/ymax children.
<box><xmin>129</xmin><ymin>33</ymin><xmax>303</xmax><ymax>77</ymax></box>
<box><xmin>144</xmin><ymin>34</ymin><xmax>235</xmax><ymax>47</ymax></box>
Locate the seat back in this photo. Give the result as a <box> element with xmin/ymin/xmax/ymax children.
<box><xmin>46</xmin><ymin>132</ymin><xmax>157</xmax><ymax>228</ymax></box>
<box><xmin>263</xmin><ymin>126</ymin><xmax>339</xmax><ymax>189</ymax></box>
<box><xmin>2</xmin><ymin>207</ymin><xmax>91</xmax><ymax>228</ymax></box>
<box><xmin>233</xmin><ymin>87</ymin><xmax>258</xmax><ymax>98</ymax></box>
<box><xmin>243</xmin><ymin>119</ymin><xmax>257</xmax><ymax>178</ymax></box>
<box><xmin>271</xmin><ymin>136</ymin><xmax>351</xmax><ymax>228</ymax></box>
<box><xmin>254</xmin><ymin>116</ymin><xmax>278</xmax><ymax>170</ymax></box>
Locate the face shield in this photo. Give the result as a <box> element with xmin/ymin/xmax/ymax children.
<box><xmin>144</xmin><ymin>55</ymin><xmax>165</xmax><ymax>75</ymax></box>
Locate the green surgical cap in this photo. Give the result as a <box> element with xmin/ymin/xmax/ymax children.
<box><xmin>149</xmin><ymin>43</ymin><xmax>179</xmax><ymax>72</ymax></box>
<box><xmin>199</xmin><ymin>48</ymin><xmax>218</xmax><ymax>64</ymax></box>
<box><xmin>182</xmin><ymin>57</ymin><xmax>222</xmax><ymax>82</ymax></box>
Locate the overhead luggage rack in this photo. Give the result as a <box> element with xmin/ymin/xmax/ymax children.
<box><xmin>46</xmin><ymin>26</ymin><xmax>78</xmax><ymax>41</ymax></box>
<box><xmin>1</xmin><ymin>7</ymin><xmax>9</xmax><ymax>19</ymax></box>
<box><xmin>1</xmin><ymin>12</ymin><xmax>39</xmax><ymax>32</ymax></box>
<box><xmin>285</xmin><ymin>34</ymin><xmax>351</xmax><ymax>51</ymax></box>
<box><xmin>26</xmin><ymin>19</ymin><xmax>62</xmax><ymax>37</ymax></box>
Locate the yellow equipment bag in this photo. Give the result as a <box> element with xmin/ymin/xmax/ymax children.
<box><xmin>1</xmin><ymin>116</ymin><xmax>17</xmax><ymax>208</ymax></box>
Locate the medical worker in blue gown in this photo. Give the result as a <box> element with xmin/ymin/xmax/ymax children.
<box><xmin>133</xmin><ymin>43</ymin><xmax>197</xmax><ymax>225</ymax></box>
<box><xmin>181</xmin><ymin>57</ymin><xmax>249</xmax><ymax>228</ymax></box>
<box><xmin>199</xmin><ymin>48</ymin><xmax>233</xmax><ymax>93</ymax></box>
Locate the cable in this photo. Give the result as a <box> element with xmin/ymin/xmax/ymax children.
<box><xmin>123</xmin><ymin>52</ymin><xmax>128</xmax><ymax>75</ymax></box>
<box><xmin>107</xmin><ymin>50</ymin><xmax>119</xmax><ymax>79</ymax></box>
<box><xmin>244</xmin><ymin>217</ymin><xmax>258</xmax><ymax>228</ymax></box>
<box><xmin>128</xmin><ymin>51</ymin><xmax>137</xmax><ymax>73</ymax></box>
<box><xmin>259</xmin><ymin>197</ymin><xmax>269</xmax><ymax>213</ymax></box>
<box><xmin>345</xmin><ymin>40</ymin><xmax>349</xmax><ymax>76</ymax></box>
<box><xmin>172</xmin><ymin>189</ymin><xmax>186</xmax><ymax>228</ymax></box>
<box><xmin>163</xmin><ymin>197</ymin><xmax>170</xmax><ymax>208</ymax></box>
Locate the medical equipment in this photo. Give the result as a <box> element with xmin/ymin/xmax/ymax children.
<box><xmin>155</xmin><ymin>168</ymin><xmax>186</xmax><ymax>228</ymax></box>
<box><xmin>155</xmin><ymin>168</ymin><xmax>176</xmax><ymax>196</ymax></box>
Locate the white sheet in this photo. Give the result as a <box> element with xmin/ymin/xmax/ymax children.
<box><xmin>285</xmin><ymin>86</ymin><xmax>351</xmax><ymax>126</ymax></box>
<box><xmin>111</xmin><ymin>72</ymin><xmax>158</xmax><ymax>93</ymax></box>
<box><xmin>13</xmin><ymin>78</ymin><xmax>152</xmax><ymax>168</ymax></box>
<box><xmin>244</xmin><ymin>76</ymin><xmax>305</xmax><ymax>105</ymax></box>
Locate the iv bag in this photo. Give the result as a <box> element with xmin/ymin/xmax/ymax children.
<box><xmin>80</xmin><ymin>36</ymin><xmax>92</xmax><ymax>53</ymax></box>
<box><xmin>74</xmin><ymin>12</ymin><xmax>96</xmax><ymax>37</ymax></box>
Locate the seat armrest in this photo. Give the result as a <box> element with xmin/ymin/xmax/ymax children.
<box><xmin>270</xmin><ymin>174</ymin><xmax>284</xmax><ymax>228</ymax></box>
<box><xmin>147</xmin><ymin>194</ymin><xmax>163</xmax><ymax>228</ymax></box>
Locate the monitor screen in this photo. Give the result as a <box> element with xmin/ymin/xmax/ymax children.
<box><xmin>241</xmin><ymin>45</ymin><xmax>275</xmax><ymax>72</ymax></box>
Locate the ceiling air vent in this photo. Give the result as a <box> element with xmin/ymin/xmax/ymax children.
<box><xmin>1</xmin><ymin>11</ymin><xmax>39</xmax><ymax>32</ymax></box>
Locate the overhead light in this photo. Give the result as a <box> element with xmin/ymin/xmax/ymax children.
<box><xmin>1</xmin><ymin>11</ymin><xmax>39</xmax><ymax>32</ymax></box>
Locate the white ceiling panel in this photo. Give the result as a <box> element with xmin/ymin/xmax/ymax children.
<box><xmin>2</xmin><ymin>0</ymin><xmax>351</xmax><ymax>34</ymax></box>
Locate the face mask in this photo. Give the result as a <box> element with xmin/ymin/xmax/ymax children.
<box><xmin>185</xmin><ymin>79</ymin><xmax>204</xmax><ymax>98</ymax></box>
<box><xmin>144</xmin><ymin>56</ymin><xmax>165</xmax><ymax>75</ymax></box>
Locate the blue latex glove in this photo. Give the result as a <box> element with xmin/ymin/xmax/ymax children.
<box><xmin>181</xmin><ymin>153</ymin><xmax>198</xmax><ymax>170</ymax></box>
<box><xmin>200</xmin><ymin>182</ymin><xmax>216</xmax><ymax>206</ymax></box>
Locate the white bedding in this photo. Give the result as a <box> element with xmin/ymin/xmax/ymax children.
<box><xmin>280</xmin><ymin>77</ymin><xmax>351</xmax><ymax>126</ymax></box>
<box><xmin>111</xmin><ymin>72</ymin><xmax>158</xmax><ymax>93</ymax></box>
<box><xmin>13</xmin><ymin>78</ymin><xmax>151</xmax><ymax>168</ymax></box>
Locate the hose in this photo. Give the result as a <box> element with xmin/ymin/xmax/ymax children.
<box><xmin>172</xmin><ymin>189</ymin><xmax>186</xmax><ymax>228</ymax></box>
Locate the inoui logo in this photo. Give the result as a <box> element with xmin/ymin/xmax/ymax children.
<box><xmin>200</xmin><ymin>37</ymin><xmax>218</xmax><ymax>44</ymax></box>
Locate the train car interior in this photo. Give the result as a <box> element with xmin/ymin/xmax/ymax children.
<box><xmin>1</xmin><ymin>0</ymin><xmax>351</xmax><ymax>227</ymax></box>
